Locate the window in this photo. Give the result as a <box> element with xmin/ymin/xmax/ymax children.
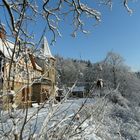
<box><xmin>22</xmin><ymin>87</ymin><xmax>29</xmax><ymax>101</ymax></box>
<box><xmin>47</xmin><ymin>71</ymin><xmax>49</xmax><ymax>77</ymax></box>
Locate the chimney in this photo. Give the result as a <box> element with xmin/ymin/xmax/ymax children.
<box><xmin>0</xmin><ymin>24</ymin><xmax>6</xmax><ymax>39</ymax></box>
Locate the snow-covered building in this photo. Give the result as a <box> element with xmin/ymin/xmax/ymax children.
<box><xmin>71</xmin><ymin>86</ymin><xmax>85</xmax><ymax>98</ymax></box>
<box><xmin>0</xmin><ymin>25</ymin><xmax>56</xmax><ymax>109</ymax></box>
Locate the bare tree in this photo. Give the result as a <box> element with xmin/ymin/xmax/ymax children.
<box><xmin>103</xmin><ymin>52</ymin><xmax>125</xmax><ymax>89</ymax></box>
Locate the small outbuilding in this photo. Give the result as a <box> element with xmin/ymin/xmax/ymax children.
<box><xmin>71</xmin><ymin>86</ymin><xmax>85</xmax><ymax>98</ymax></box>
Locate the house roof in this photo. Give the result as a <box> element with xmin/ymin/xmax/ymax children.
<box><xmin>34</xmin><ymin>57</ymin><xmax>46</xmax><ymax>69</ymax></box>
<box><xmin>34</xmin><ymin>36</ymin><xmax>55</xmax><ymax>61</ymax></box>
<box><xmin>29</xmin><ymin>54</ymin><xmax>43</xmax><ymax>72</ymax></box>
<box><xmin>0</xmin><ymin>38</ymin><xmax>43</xmax><ymax>72</ymax></box>
<box><xmin>0</xmin><ymin>36</ymin><xmax>55</xmax><ymax>69</ymax></box>
<box><xmin>0</xmin><ymin>39</ymin><xmax>14</xmax><ymax>59</ymax></box>
<box><xmin>40</xmin><ymin>37</ymin><xmax>55</xmax><ymax>59</ymax></box>
<box><xmin>72</xmin><ymin>86</ymin><xmax>85</xmax><ymax>92</ymax></box>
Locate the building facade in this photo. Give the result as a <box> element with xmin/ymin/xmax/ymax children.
<box><xmin>0</xmin><ymin>25</ymin><xmax>56</xmax><ymax>109</ymax></box>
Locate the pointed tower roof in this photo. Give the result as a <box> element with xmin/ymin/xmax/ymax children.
<box><xmin>43</xmin><ymin>36</ymin><xmax>53</xmax><ymax>58</ymax></box>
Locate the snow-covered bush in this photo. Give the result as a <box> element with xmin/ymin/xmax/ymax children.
<box><xmin>108</xmin><ymin>91</ymin><xmax>130</xmax><ymax>108</ymax></box>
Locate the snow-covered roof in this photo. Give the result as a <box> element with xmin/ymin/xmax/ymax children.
<box><xmin>42</xmin><ymin>37</ymin><xmax>54</xmax><ymax>59</ymax></box>
<box><xmin>35</xmin><ymin>57</ymin><xmax>46</xmax><ymax>68</ymax></box>
<box><xmin>28</xmin><ymin>53</ymin><xmax>43</xmax><ymax>72</ymax></box>
<box><xmin>72</xmin><ymin>86</ymin><xmax>85</xmax><ymax>92</ymax></box>
<box><xmin>0</xmin><ymin>36</ymin><xmax>55</xmax><ymax>64</ymax></box>
<box><xmin>0</xmin><ymin>39</ymin><xmax>14</xmax><ymax>59</ymax></box>
<box><xmin>35</xmin><ymin>62</ymin><xmax>42</xmax><ymax>71</ymax></box>
<box><xmin>34</xmin><ymin>36</ymin><xmax>55</xmax><ymax>61</ymax></box>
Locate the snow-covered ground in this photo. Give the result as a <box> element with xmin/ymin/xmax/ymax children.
<box><xmin>1</xmin><ymin>98</ymin><xmax>140</xmax><ymax>140</ymax></box>
<box><xmin>0</xmin><ymin>98</ymin><xmax>102</xmax><ymax>140</ymax></box>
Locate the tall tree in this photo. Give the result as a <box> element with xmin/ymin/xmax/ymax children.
<box><xmin>104</xmin><ymin>52</ymin><xmax>125</xmax><ymax>89</ymax></box>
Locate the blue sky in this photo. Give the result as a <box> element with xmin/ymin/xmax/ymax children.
<box><xmin>46</xmin><ymin>1</ymin><xmax>140</xmax><ymax>71</ymax></box>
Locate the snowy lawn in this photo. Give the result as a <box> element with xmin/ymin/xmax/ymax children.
<box><xmin>0</xmin><ymin>98</ymin><xmax>102</xmax><ymax>140</ymax></box>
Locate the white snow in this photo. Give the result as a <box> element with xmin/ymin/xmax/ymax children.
<box><xmin>42</xmin><ymin>37</ymin><xmax>54</xmax><ymax>58</ymax></box>
<box><xmin>0</xmin><ymin>39</ymin><xmax>14</xmax><ymax>59</ymax></box>
<box><xmin>0</xmin><ymin>98</ymin><xmax>104</xmax><ymax>140</ymax></box>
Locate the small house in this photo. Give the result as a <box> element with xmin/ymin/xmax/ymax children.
<box><xmin>71</xmin><ymin>86</ymin><xmax>85</xmax><ymax>98</ymax></box>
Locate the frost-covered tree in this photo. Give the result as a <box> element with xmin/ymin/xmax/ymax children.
<box><xmin>103</xmin><ymin>52</ymin><xmax>125</xmax><ymax>89</ymax></box>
